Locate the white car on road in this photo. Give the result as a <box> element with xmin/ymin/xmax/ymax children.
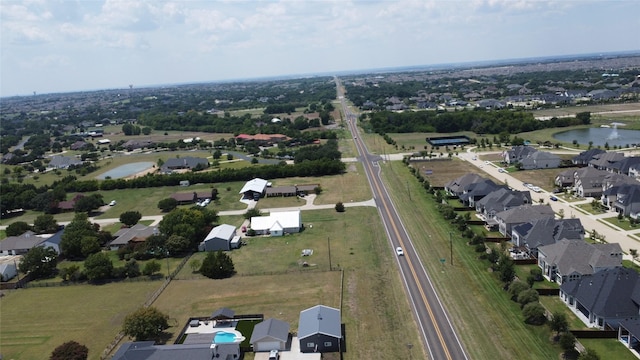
<box><xmin>396</xmin><ymin>247</ymin><xmax>404</xmax><ymax>256</ymax></box>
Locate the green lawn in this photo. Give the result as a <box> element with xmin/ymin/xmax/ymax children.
<box><xmin>603</xmin><ymin>217</ymin><xmax>640</xmax><ymax>231</ymax></box>
<box><xmin>579</xmin><ymin>338</ymin><xmax>637</xmax><ymax>360</ymax></box>
<box><xmin>0</xmin><ymin>282</ymin><xmax>160</xmax><ymax>360</ymax></box>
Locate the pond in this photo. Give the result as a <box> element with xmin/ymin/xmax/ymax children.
<box><xmin>552</xmin><ymin>126</ymin><xmax>640</xmax><ymax>148</ymax></box>
<box><xmin>96</xmin><ymin>162</ymin><xmax>155</xmax><ymax>179</ymax></box>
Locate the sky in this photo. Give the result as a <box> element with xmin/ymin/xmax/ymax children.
<box><xmin>1</xmin><ymin>0</ymin><xmax>639</xmax><ymax>97</ymax></box>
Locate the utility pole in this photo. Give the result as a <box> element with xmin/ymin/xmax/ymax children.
<box><xmin>449</xmin><ymin>232</ymin><xmax>454</xmax><ymax>266</ymax></box>
<box><xmin>327</xmin><ymin>237</ymin><xmax>332</xmax><ymax>270</ymax></box>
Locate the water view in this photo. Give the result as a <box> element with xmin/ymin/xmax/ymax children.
<box><xmin>96</xmin><ymin>162</ymin><xmax>155</xmax><ymax>179</ymax></box>
<box><xmin>552</xmin><ymin>125</ymin><xmax>640</xmax><ymax>148</ymax></box>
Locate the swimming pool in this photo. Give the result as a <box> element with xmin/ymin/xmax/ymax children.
<box><xmin>213</xmin><ymin>330</ymin><xmax>245</xmax><ymax>344</ymax></box>
<box><xmin>96</xmin><ymin>162</ymin><xmax>155</xmax><ymax>179</ymax></box>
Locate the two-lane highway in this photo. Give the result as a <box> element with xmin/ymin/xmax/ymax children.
<box><xmin>336</xmin><ymin>78</ymin><xmax>468</xmax><ymax>359</ymax></box>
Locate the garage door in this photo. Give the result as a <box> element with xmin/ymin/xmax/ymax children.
<box><xmin>255</xmin><ymin>341</ymin><xmax>281</xmax><ymax>352</ymax></box>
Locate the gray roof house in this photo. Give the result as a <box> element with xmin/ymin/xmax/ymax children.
<box><xmin>520</xmin><ymin>151</ymin><xmax>561</xmax><ymax>170</ymax></box>
<box><xmin>589</xmin><ymin>151</ymin><xmax>625</xmax><ymax>171</ymax></box>
<box><xmin>459</xmin><ymin>180</ymin><xmax>505</xmax><ymax>207</ymax></box>
<box><xmin>198</xmin><ymin>224</ymin><xmax>238</xmax><ymax>252</ymax></box>
<box><xmin>109</xmin><ymin>224</ymin><xmax>159</xmax><ymax>250</ymax></box>
<box><xmin>475</xmin><ymin>188</ymin><xmax>532</xmax><ymax>220</ymax></box>
<box><xmin>47</xmin><ymin>155</ymin><xmax>82</xmax><ymax>169</ymax></box>
<box><xmin>573</xmin><ymin>149</ymin><xmax>606</xmax><ymax>166</ymax></box>
<box><xmin>210</xmin><ymin>307</ymin><xmax>235</xmax><ymax>321</ymax></box>
<box><xmin>603</xmin><ymin>183</ymin><xmax>640</xmax><ymax>219</ymax></box>
<box><xmin>555</xmin><ymin>168</ymin><xmax>576</xmax><ymax>188</ymax></box>
<box><xmin>538</xmin><ymin>239</ymin><xmax>622</xmax><ymax>285</ymax></box>
<box><xmin>160</xmin><ymin>157</ymin><xmax>209</xmax><ymax>173</ymax></box>
<box><xmin>444</xmin><ymin>173</ymin><xmax>486</xmax><ymax>197</ymax></box>
<box><xmin>250</xmin><ymin>318</ymin><xmax>290</xmax><ymax>352</ymax></box>
<box><xmin>511</xmin><ymin>218</ymin><xmax>584</xmax><ymax>253</ymax></box>
<box><xmin>0</xmin><ymin>231</ymin><xmax>46</xmax><ymax>256</ymax></box>
<box><xmin>111</xmin><ymin>341</ymin><xmax>239</xmax><ymax>360</ymax></box>
<box><xmin>504</xmin><ymin>145</ymin><xmax>537</xmax><ymax>165</ymax></box>
<box><xmin>560</xmin><ymin>267</ymin><xmax>640</xmax><ymax>330</ymax></box>
<box><xmin>38</xmin><ymin>228</ymin><xmax>65</xmax><ymax>254</ymax></box>
<box><xmin>298</xmin><ymin>305</ymin><xmax>342</xmax><ymax>353</ymax></box>
<box><xmin>609</xmin><ymin>156</ymin><xmax>640</xmax><ymax>176</ymax></box>
<box><xmin>495</xmin><ymin>205</ymin><xmax>555</xmax><ymax>238</ymax></box>
<box><xmin>573</xmin><ymin>167</ymin><xmax>609</xmax><ymax>197</ymax></box>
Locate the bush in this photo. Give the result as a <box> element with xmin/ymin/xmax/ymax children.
<box><xmin>200</xmin><ymin>251</ymin><xmax>235</xmax><ymax>279</ymax></box>
<box><xmin>335</xmin><ymin>202</ymin><xmax>345</xmax><ymax>212</ymax></box>
<box><xmin>122</xmin><ymin>307</ymin><xmax>169</xmax><ymax>341</ymax></box>
<box><xmin>507</xmin><ymin>281</ymin><xmax>530</xmax><ymax>301</ymax></box>
<box><xmin>143</xmin><ymin>260</ymin><xmax>162</xmax><ymax>276</ymax></box>
<box><xmin>522</xmin><ymin>302</ymin><xmax>546</xmax><ymax>325</ymax></box>
<box><xmin>517</xmin><ymin>288</ymin><xmax>539</xmax><ymax>308</ymax></box>
<box><xmin>50</xmin><ymin>340</ymin><xmax>88</xmax><ymax>360</ymax></box>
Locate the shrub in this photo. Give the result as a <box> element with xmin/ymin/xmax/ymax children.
<box><xmin>335</xmin><ymin>202</ymin><xmax>345</xmax><ymax>212</ymax></box>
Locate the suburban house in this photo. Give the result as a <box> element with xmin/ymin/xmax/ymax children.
<box><xmin>459</xmin><ymin>180</ymin><xmax>505</xmax><ymax>207</ymax></box>
<box><xmin>47</xmin><ymin>155</ymin><xmax>82</xmax><ymax>170</ymax></box>
<box><xmin>265</xmin><ymin>184</ymin><xmax>320</xmax><ymax>197</ymax></box>
<box><xmin>503</xmin><ymin>145</ymin><xmax>537</xmax><ymax>164</ymax></box>
<box><xmin>250</xmin><ymin>210</ymin><xmax>302</xmax><ymax>236</ymax></box>
<box><xmin>573</xmin><ymin>167</ymin><xmax>609</xmax><ymax>197</ymax></box>
<box><xmin>57</xmin><ymin>194</ymin><xmax>85</xmax><ymax>212</ymax></box>
<box><xmin>560</xmin><ymin>267</ymin><xmax>640</xmax><ymax>330</ymax></box>
<box><xmin>298</xmin><ymin>305</ymin><xmax>342</xmax><ymax>353</ymax></box>
<box><xmin>0</xmin><ymin>256</ymin><xmax>20</xmax><ymax>281</ymax></box>
<box><xmin>444</xmin><ymin>173</ymin><xmax>486</xmax><ymax>197</ymax></box>
<box><xmin>239</xmin><ymin>178</ymin><xmax>269</xmax><ymax>201</ymax></box>
<box><xmin>494</xmin><ymin>205</ymin><xmax>555</xmax><ymax>238</ymax></box>
<box><xmin>602</xmin><ymin>183</ymin><xmax>640</xmax><ymax>218</ymax></box>
<box><xmin>589</xmin><ymin>151</ymin><xmax>625</xmax><ymax>171</ymax></box>
<box><xmin>511</xmin><ymin>218</ymin><xmax>584</xmax><ymax>255</ymax></box>
<box><xmin>235</xmin><ymin>133</ymin><xmax>291</xmax><ymax>146</ymax></box>
<box><xmin>555</xmin><ymin>168</ymin><xmax>577</xmax><ymax>188</ymax></box>
<box><xmin>609</xmin><ymin>156</ymin><xmax>640</xmax><ymax>176</ymax></box>
<box><xmin>519</xmin><ymin>151</ymin><xmax>561</xmax><ymax>170</ymax></box>
<box><xmin>0</xmin><ymin>231</ymin><xmax>48</xmax><ymax>256</ymax></box>
<box><xmin>630</xmin><ymin>164</ymin><xmax>640</xmax><ymax>180</ymax></box>
<box><xmin>617</xmin><ymin>319</ymin><xmax>640</xmax><ymax>352</ymax></box>
<box><xmin>38</xmin><ymin>228</ymin><xmax>65</xmax><ymax>254</ymax></box>
<box><xmin>109</xmin><ymin>224</ymin><xmax>159</xmax><ymax>250</ymax></box>
<box><xmin>475</xmin><ymin>188</ymin><xmax>532</xmax><ymax>221</ymax></box>
<box><xmin>111</xmin><ymin>341</ymin><xmax>239</xmax><ymax>360</ymax></box>
<box><xmin>122</xmin><ymin>139</ymin><xmax>154</xmax><ymax>151</ymax></box>
<box><xmin>170</xmin><ymin>190</ymin><xmax>215</xmax><ymax>205</ymax></box>
<box><xmin>250</xmin><ymin>318</ymin><xmax>290</xmax><ymax>352</ymax></box>
<box><xmin>198</xmin><ymin>224</ymin><xmax>240</xmax><ymax>252</ymax></box>
<box><xmin>572</xmin><ymin>149</ymin><xmax>606</xmax><ymax>166</ymax></box>
<box><xmin>160</xmin><ymin>157</ymin><xmax>209</xmax><ymax>173</ymax></box>
<box><xmin>538</xmin><ymin>239</ymin><xmax>623</xmax><ymax>285</ymax></box>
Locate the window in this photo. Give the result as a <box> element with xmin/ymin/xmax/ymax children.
<box><xmin>306</xmin><ymin>342</ymin><xmax>314</xmax><ymax>348</ymax></box>
<box><xmin>324</xmin><ymin>341</ymin><xmax>332</xmax><ymax>347</ymax></box>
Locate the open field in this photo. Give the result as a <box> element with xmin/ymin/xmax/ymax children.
<box><xmin>410</xmin><ymin>158</ymin><xmax>501</xmax><ymax>187</ymax></box>
<box><xmin>532</xmin><ymin>103</ymin><xmax>640</xmax><ymax>122</ymax></box>
<box><xmin>0</xmin><ymin>282</ymin><xmax>161</xmax><ymax>360</ymax></box>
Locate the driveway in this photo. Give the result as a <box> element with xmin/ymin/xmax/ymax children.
<box><xmin>253</xmin><ymin>337</ymin><xmax>321</xmax><ymax>360</ymax></box>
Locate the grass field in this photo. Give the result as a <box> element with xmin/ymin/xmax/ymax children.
<box><xmin>0</xmin><ymin>282</ymin><xmax>161</xmax><ymax>360</ymax></box>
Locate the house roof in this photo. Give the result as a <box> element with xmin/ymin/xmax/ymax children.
<box><xmin>210</xmin><ymin>307</ymin><xmax>235</xmax><ymax>320</ymax></box>
<box><xmin>459</xmin><ymin>180</ymin><xmax>503</xmax><ymax>202</ymax></box>
<box><xmin>163</xmin><ymin>157</ymin><xmax>208</xmax><ymax>170</ymax></box>
<box><xmin>539</xmin><ymin>239</ymin><xmax>622</xmax><ymax>277</ymax></box>
<box><xmin>239</xmin><ymin>178</ymin><xmax>268</xmax><ymax>194</ymax></box>
<box><xmin>48</xmin><ymin>155</ymin><xmax>82</xmax><ymax>169</ymax></box>
<box><xmin>110</xmin><ymin>224</ymin><xmax>158</xmax><ymax>247</ymax></box>
<box><xmin>298</xmin><ymin>305</ymin><xmax>341</xmax><ymax>340</ymax></box>
<box><xmin>476</xmin><ymin>188</ymin><xmax>532</xmax><ymax>213</ymax></box>
<box><xmin>619</xmin><ymin>318</ymin><xmax>640</xmax><ymax>338</ymax></box>
<box><xmin>170</xmin><ymin>192</ymin><xmax>196</xmax><ymax>202</ymax></box>
<box><xmin>513</xmin><ymin>218</ymin><xmax>584</xmax><ymax>249</ymax></box>
<box><xmin>250</xmin><ymin>318</ymin><xmax>290</xmax><ymax>344</ymax></box>
<box><xmin>560</xmin><ymin>267</ymin><xmax>640</xmax><ymax>318</ymax></box>
<box><xmin>203</xmin><ymin>224</ymin><xmax>237</xmax><ymax>242</ymax></box>
<box><xmin>111</xmin><ymin>341</ymin><xmax>237</xmax><ymax>360</ymax></box>
<box><xmin>495</xmin><ymin>204</ymin><xmax>555</xmax><ymax>224</ymax></box>
<box><xmin>251</xmin><ymin>211</ymin><xmax>301</xmax><ymax>232</ymax></box>
<box><xmin>589</xmin><ymin>151</ymin><xmax>625</xmax><ymax>169</ymax></box>
<box><xmin>573</xmin><ymin>149</ymin><xmax>606</xmax><ymax>164</ymax></box>
<box><xmin>444</xmin><ymin>173</ymin><xmax>486</xmax><ymax>194</ymax></box>
<box><xmin>0</xmin><ymin>231</ymin><xmax>46</xmax><ymax>252</ymax></box>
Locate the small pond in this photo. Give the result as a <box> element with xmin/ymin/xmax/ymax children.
<box><xmin>96</xmin><ymin>162</ymin><xmax>155</xmax><ymax>179</ymax></box>
<box><xmin>552</xmin><ymin>126</ymin><xmax>640</xmax><ymax>148</ymax></box>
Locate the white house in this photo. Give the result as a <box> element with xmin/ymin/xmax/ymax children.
<box><xmin>250</xmin><ymin>211</ymin><xmax>302</xmax><ymax>236</ymax></box>
<box><xmin>239</xmin><ymin>178</ymin><xmax>269</xmax><ymax>201</ymax></box>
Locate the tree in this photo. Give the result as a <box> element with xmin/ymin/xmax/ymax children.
<box><xmin>6</xmin><ymin>221</ymin><xmax>30</xmax><ymax>236</ymax></box>
<box><xmin>122</xmin><ymin>307</ymin><xmax>169</xmax><ymax>341</ymax></box>
<box><xmin>522</xmin><ymin>302</ymin><xmax>546</xmax><ymax>325</ymax></box>
<box><xmin>73</xmin><ymin>194</ymin><xmax>103</xmax><ymax>214</ymax></box>
<box><xmin>33</xmin><ymin>214</ymin><xmax>59</xmax><ymax>234</ymax></box>
<box><xmin>61</xmin><ymin>213</ymin><xmax>98</xmax><ymax>259</ymax></box>
<box><xmin>243</xmin><ymin>208</ymin><xmax>262</xmax><ymax>219</ymax></box>
<box><xmin>123</xmin><ymin>259</ymin><xmax>141</xmax><ymax>278</ymax></box>
<box><xmin>496</xmin><ymin>253</ymin><xmax>515</xmax><ymax>283</ymax></box>
<box><xmin>559</xmin><ymin>331</ymin><xmax>577</xmax><ymax>354</ymax></box>
<box><xmin>517</xmin><ymin>288</ymin><xmax>539</xmax><ymax>308</ymax></box>
<box><xmin>579</xmin><ymin>348</ymin><xmax>601</xmax><ymax>360</ymax></box>
<box><xmin>19</xmin><ymin>246</ymin><xmax>58</xmax><ymax>279</ymax></box>
<box><xmin>157</xmin><ymin>198</ymin><xmax>178</xmax><ymax>212</ymax></box>
<box><xmin>84</xmin><ymin>252</ymin><xmax>113</xmax><ymax>282</ymax></box>
<box><xmin>165</xmin><ymin>234</ymin><xmax>190</xmax><ymax>255</ymax></box>
<box><xmin>189</xmin><ymin>258</ymin><xmax>201</xmax><ymax>273</ymax></box>
<box><xmin>60</xmin><ymin>264</ymin><xmax>81</xmax><ymax>282</ymax></box>
<box><xmin>159</xmin><ymin>208</ymin><xmax>215</xmax><ymax>249</ymax></box>
<box><xmin>142</xmin><ymin>260</ymin><xmax>161</xmax><ymax>276</ymax></box>
<box><xmin>335</xmin><ymin>202</ymin><xmax>345</xmax><ymax>212</ymax></box>
<box><xmin>200</xmin><ymin>251</ymin><xmax>235</xmax><ymax>279</ymax></box>
<box><xmin>120</xmin><ymin>211</ymin><xmax>142</xmax><ymax>227</ymax></box>
<box><xmin>507</xmin><ymin>280</ymin><xmax>530</xmax><ymax>301</ymax></box>
<box><xmin>549</xmin><ymin>312</ymin><xmax>569</xmax><ymax>338</ymax></box>
<box><xmin>80</xmin><ymin>236</ymin><xmax>101</xmax><ymax>257</ymax></box>
<box><xmin>50</xmin><ymin>340</ymin><xmax>88</xmax><ymax>360</ymax></box>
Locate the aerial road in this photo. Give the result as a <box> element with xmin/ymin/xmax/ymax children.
<box><xmin>336</xmin><ymin>78</ymin><xmax>469</xmax><ymax>360</ymax></box>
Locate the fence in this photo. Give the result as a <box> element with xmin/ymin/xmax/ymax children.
<box><xmin>536</xmin><ymin>288</ymin><xmax>560</xmax><ymax>296</ymax></box>
<box><xmin>570</xmin><ymin>330</ymin><xmax>618</xmax><ymax>339</ymax></box>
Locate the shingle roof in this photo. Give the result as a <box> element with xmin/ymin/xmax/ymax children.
<box><xmin>0</xmin><ymin>231</ymin><xmax>45</xmax><ymax>252</ymax></box>
<box><xmin>111</xmin><ymin>341</ymin><xmax>237</xmax><ymax>360</ymax></box>
<box><xmin>496</xmin><ymin>204</ymin><xmax>555</xmax><ymax>224</ymax></box>
<box><xmin>110</xmin><ymin>224</ymin><xmax>158</xmax><ymax>247</ymax></box>
<box><xmin>540</xmin><ymin>240</ymin><xmax>622</xmax><ymax>277</ymax></box>
<box><xmin>514</xmin><ymin>218</ymin><xmax>584</xmax><ymax>249</ymax></box>
<box><xmin>210</xmin><ymin>307</ymin><xmax>235</xmax><ymax>320</ymax></box>
<box><xmin>250</xmin><ymin>318</ymin><xmax>290</xmax><ymax>344</ymax></box>
<box><xmin>298</xmin><ymin>305</ymin><xmax>341</xmax><ymax>340</ymax></box>
<box><xmin>560</xmin><ymin>267</ymin><xmax>640</xmax><ymax>318</ymax></box>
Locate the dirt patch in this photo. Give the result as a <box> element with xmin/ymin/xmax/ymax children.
<box><xmin>347</xmin><ymin>164</ymin><xmax>358</xmax><ymax>172</ymax></box>
<box><xmin>411</xmin><ymin>158</ymin><xmax>495</xmax><ymax>187</ymax></box>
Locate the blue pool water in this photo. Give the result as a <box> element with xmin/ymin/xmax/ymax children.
<box><xmin>214</xmin><ymin>331</ymin><xmax>237</xmax><ymax>344</ymax></box>
<box><xmin>96</xmin><ymin>162</ymin><xmax>155</xmax><ymax>179</ymax></box>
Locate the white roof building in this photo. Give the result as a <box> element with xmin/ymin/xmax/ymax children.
<box><xmin>239</xmin><ymin>178</ymin><xmax>268</xmax><ymax>195</ymax></box>
<box><xmin>250</xmin><ymin>210</ymin><xmax>301</xmax><ymax>236</ymax></box>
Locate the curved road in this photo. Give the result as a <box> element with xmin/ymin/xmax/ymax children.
<box><xmin>337</xmin><ymin>78</ymin><xmax>468</xmax><ymax>360</ymax></box>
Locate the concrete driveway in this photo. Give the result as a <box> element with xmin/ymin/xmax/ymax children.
<box><xmin>253</xmin><ymin>337</ymin><xmax>321</xmax><ymax>360</ymax></box>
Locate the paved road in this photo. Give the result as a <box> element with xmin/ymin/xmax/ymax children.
<box><xmin>457</xmin><ymin>149</ymin><xmax>640</xmax><ymax>253</ymax></box>
<box><xmin>337</xmin><ymin>78</ymin><xmax>468</xmax><ymax>360</ymax></box>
